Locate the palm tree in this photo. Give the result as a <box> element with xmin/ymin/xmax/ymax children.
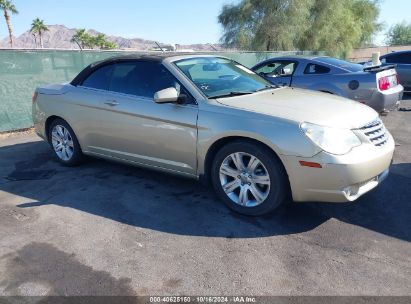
<box><xmin>92</xmin><ymin>33</ymin><xmax>116</xmax><ymax>49</ymax></box>
<box><xmin>30</xmin><ymin>18</ymin><xmax>49</xmax><ymax>48</ymax></box>
<box><xmin>93</xmin><ymin>33</ymin><xmax>106</xmax><ymax>48</ymax></box>
<box><xmin>71</xmin><ymin>29</ymin><xmax>88</xmax><ymax>50</ymax></box>
<box><xmin>32</xmin><ymin>33</ymin><xmax>37</xmax><ymax>48</ymax></box>
<box><xmin>0</xmin><ymin>0</ymin><xmax>18</xmax><ymax>48</ymax></box>
<box><xmin>71</xmin><ymin>29</ymin><xmax>117</xmax><ymax>50</ymax></box>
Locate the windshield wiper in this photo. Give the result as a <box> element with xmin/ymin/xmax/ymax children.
<box><xmin>209</xmin><ymin>91</ymin><xmax>253</xmax><ymax>99</ymax></box>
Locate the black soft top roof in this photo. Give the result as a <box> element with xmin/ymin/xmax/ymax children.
<box><xmin>70</xmin><ymin>54</ymin><xmax>170</xmax><ymax>86</ymax></box>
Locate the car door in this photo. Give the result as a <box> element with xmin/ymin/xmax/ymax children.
<box><xmin>80</xmin><ymin>60</ymin><xmax>198</xmax><ymax>176</ymax></box>
<box><xmin>67</xmin><ymin>64</ymin><xmax>118</xmax><ymax>153</ymax></box>
<box><xmin>253</xmin><ymin>60</ymin><xmax>297</xmax><ymax>86</ymax></box>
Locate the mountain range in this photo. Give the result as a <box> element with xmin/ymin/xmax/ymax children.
<box><xmin>0</xmin><ymin>24</ymin><xmax>224</xmax><ymax>51</ymax></box>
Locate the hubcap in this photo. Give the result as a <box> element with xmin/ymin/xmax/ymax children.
<box><xmin>51</xmin><ymin>125</ymin><xmax>74</xmax><ymax>161</ymax></box>
<box><xmin>219</xmin><ymin>152</ymin><xmax>271</xmax><ymax>207</ymax></box>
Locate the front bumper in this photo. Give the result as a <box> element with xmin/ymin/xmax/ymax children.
<box><xmin>281</xmin><ymin>133</ymin><xmax>395</xmax><ymax>203</ymax></box>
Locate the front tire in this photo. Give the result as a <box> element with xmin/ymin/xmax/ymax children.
<box><xmin>48</xmin><ymin>119</ymin><xmax>83</xmax><ymax>166</ymax></box>
<box><xmin>211</xmin><ymin>141</ymin><xmax>289</xmax><ymax>216</ymax></box>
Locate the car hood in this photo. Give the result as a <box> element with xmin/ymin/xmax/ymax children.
<box><xmin>215</xmin><ymin>87</ymin><xmax>378</xmax><ymax>129</ymax></box>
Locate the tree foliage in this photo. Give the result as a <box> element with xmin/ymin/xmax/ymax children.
<box><xmin>71</xmin><ymin>29</ymin><xmax>90</xmax><ymax>49</ymax></box>
<box><xmin>71</xmin><ymin>29</ymin><xmax>117</xmax><ymax>50</ymax></box>
<box><xmin>386</xmin><ymin>22</ymin><xmax>411</xmax><ymax>46</ymax></box>
<box><xmin>0</xmin><ymin>0</ymin><xmax>18</xmax><ymax>48</ymax></box>
<box><xmin>93</xmin><ymin>33</ymin><xmax>117</xmax><ymax>49</ymax></box>
<box><xmin>30</xmin><ymin>18</ymin><xmax>48</xmax><ymax>48</ymax></box>
<box><xmin>218</xmin><ymin>0</ymin><xmax>381</xmax><ymax>57</ymax></box>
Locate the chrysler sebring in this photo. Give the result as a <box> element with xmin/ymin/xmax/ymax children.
<box><xmin>32</xmin><ymin>55</ymin><xmax>394</xmax><ymax>216</ymax></box>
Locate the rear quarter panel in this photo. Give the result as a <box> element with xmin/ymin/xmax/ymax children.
<box><xmin>291</xmin><ymin>72</ymin><xmax>377</xmax><ymax>103</ymax></box>
<box><xmin>33</xmin><ymin>84</ymin><xmax>103</xmax><ymax>150</ymax></box>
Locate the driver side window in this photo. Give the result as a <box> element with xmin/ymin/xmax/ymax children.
<box><xmin>109</xmin><ymin>61</ymin><xmax>177</xmax><ymax>98</ymax></box>
<box><xmin>280</xmin><ymin>63</ymin><xmax>296</xmax><ymax>76</ymax></box>
<box><xmin>255</xmin><ymin>61</ymin><xmax>296</xmax><ymax>77</ymax></box>
<box><xmin>107</xmin><ymin>61</ymin><xmax>194</xmax><ymax>104</ymax></box>
<box><xmin>255</xmin><ymin>62</ymin><xmax>281</xmax><ymax>76</ymax></box>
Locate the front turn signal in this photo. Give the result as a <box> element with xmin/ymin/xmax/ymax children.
<box><xmin>299</xmin><ymin>161</ymin><xmax>322</xmax><ymax>168</ymax></box>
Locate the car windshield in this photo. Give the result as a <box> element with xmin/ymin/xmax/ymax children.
<box><xmin>315</xmin><ymin>57</ymin><xmax>364</xmax><ymax>72</ymax></box>
<box><xmin>174</xmin><ymin>57</ymin><xmax>273</xmax><ymax>98</ymax></box>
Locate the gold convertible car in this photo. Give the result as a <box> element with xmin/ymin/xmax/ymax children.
<box><xmin>32</xmin><ymin>55</ymin><xmax>394</xmax><ymax>216</ymax></box>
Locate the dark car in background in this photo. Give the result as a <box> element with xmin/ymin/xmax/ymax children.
<box><xmin>252</xmin><ymin>56</ymin><xmax>403</xmax><ymax>113</ymax></box>
<box><xmin>380</xmin><ymin>50</ymin><xmax>411</xmax><ymax>93</ymax></box>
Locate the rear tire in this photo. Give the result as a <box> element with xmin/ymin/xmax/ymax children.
<box><xmin>211</xmin><ymin>140</ymin><xmax>289</xmax><ymax>216</ymax></box>
<box><xmin>48</xmin><ymin>119</ymin><xmax>83</xmax><ymax>166</ymax></box>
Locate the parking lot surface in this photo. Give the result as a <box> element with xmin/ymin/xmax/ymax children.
<box><xmin>0</xmin><ymin>100</ymin><xmax>410</xmax><ymax>296</ymax></box>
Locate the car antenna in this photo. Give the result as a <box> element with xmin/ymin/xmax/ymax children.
<box><xmin>155</xmin><ymin>41</ymin><xmax>165</xmax><ymax>52</ymax></box>
<box><xmin>208</xmin><ymin>43</ymin><xmax>218</xmax><ymax>51</ymax></box>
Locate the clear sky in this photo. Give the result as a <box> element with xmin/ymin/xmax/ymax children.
<box><xmin>0</xmin><ymin>0</ymin><xmax>409</xmax><ymax>45</ymax></box>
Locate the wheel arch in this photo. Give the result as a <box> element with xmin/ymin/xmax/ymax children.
<box><xmin>45</xmin><ymin>115</ymin><xmax>83</xmax><ymax>151</ymax></box>
<box><xmin>202</xmin><ymin>136</ymin><xmax>289</xmax><ymax>186</ymax></box>
<box><xmin>45</xmin><ymin>115</ymin><xmax>62</xmax><ymax>142</ymax></box>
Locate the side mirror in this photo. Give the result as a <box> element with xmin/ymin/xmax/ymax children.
<box><xmin>154</xmin><ymin>87</ymin><xmax>178</xmax><ymax>104</ymax></box>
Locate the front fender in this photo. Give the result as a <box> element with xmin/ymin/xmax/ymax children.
<box><xmin>196</xmin><ymin>104</ymin><xmax>321</xmax><ymax>175</ymax></box>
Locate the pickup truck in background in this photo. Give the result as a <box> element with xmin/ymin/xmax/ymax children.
<box><xmin>252</xmin><ymin>56</ymin><xmax>403</xmax><ymax>113</ymax></box>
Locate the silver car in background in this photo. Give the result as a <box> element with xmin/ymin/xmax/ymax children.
<box><xmin>33</xmin><ymin>55</ymin><xmax>394</xmax><ymax>216</ymax></box>
<box><xmin>252</xmin><ymin>56</ymin><xmax>403</xmax><ymax>113</ymax></box>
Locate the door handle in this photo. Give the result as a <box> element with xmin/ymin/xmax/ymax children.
<box><xmin>104</xmin><ymin>100</ymin><xmax>119</xmax><ymax>106</ymax></box>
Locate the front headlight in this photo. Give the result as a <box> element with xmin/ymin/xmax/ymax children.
<box><xmin>300</xmin><ymin>122</ymin><xmax>361</xmax><ymax>155</ymax></box>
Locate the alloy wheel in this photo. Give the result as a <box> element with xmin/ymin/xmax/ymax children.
<box><xmin>219</xmin><ymin>152</ymin><xmax>271</xmax><ymax>207</ymax></box>
<box><xmin>51</xmin><ymin>125</ymin><xmax>74</xmax><ymax>161</ymax></box>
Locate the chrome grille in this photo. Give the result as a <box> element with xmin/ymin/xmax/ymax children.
<box><xmin>359</xmin><ymin>118</ymin><xmax>388</xmax><ymax>147</ymax></box>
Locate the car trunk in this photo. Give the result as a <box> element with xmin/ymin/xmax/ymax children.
<box><xmin>364</xmin><ymin>65</ymin><xmax>400</xmax><ymax>92</ymax></box>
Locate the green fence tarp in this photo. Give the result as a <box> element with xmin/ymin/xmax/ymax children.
<box><xmin>0</xmin><ymin>50</ymin><xmax>321</xmax><ymax>132</ymax></box>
